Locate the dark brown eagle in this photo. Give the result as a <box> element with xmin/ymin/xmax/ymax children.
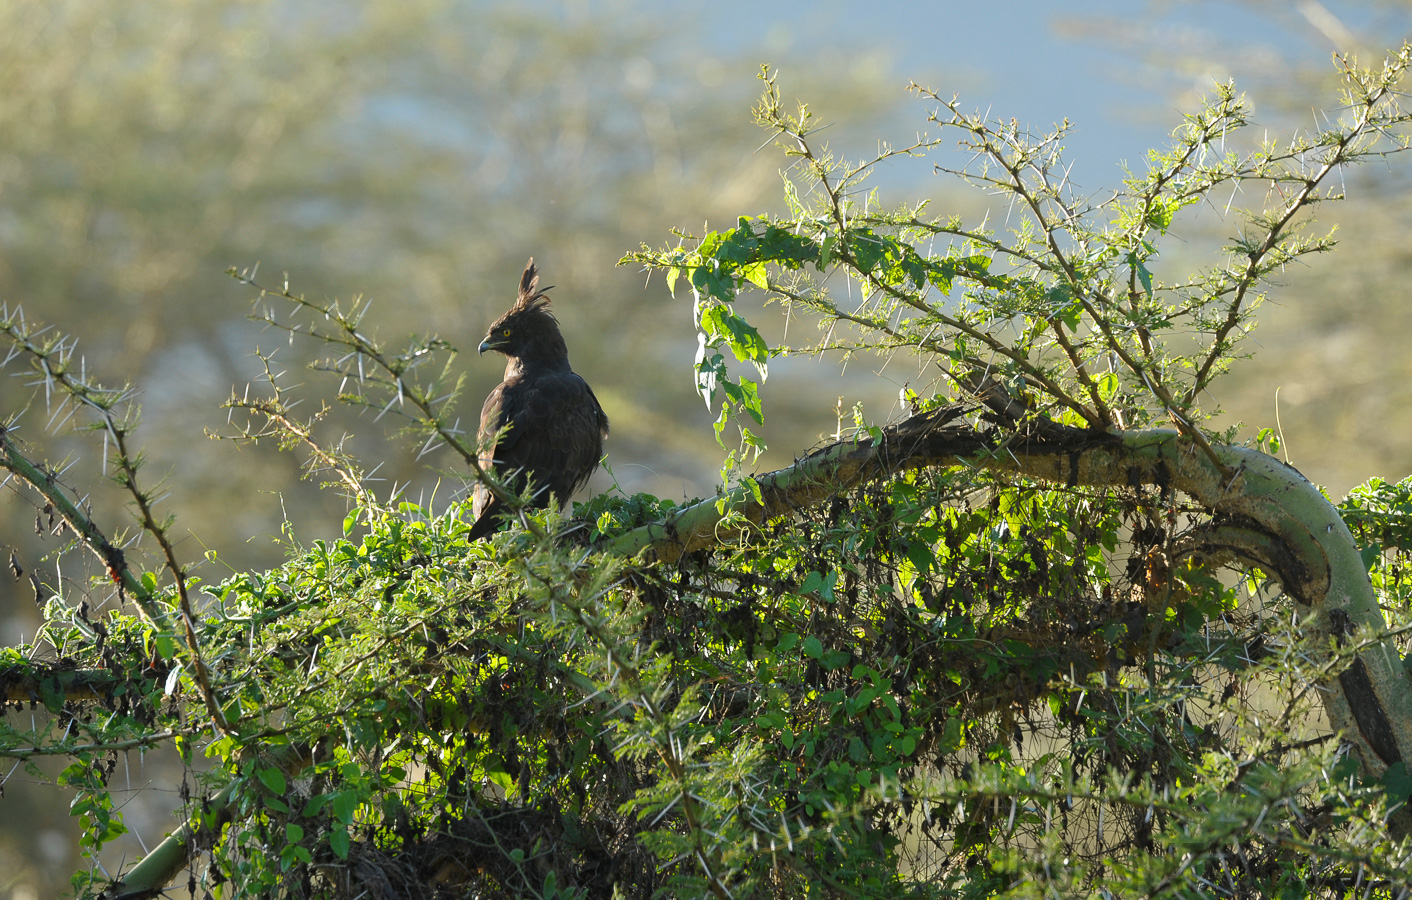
<box><xmin>466</xmin><ymin>259</ymin><xmax>609</xmax><ymax>541</ymax></box>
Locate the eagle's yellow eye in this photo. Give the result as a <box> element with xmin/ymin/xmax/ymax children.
<box><xmin>501</xmin><ymin>328</ymin><xmax>512</xmax><ymax>336</ymax></box>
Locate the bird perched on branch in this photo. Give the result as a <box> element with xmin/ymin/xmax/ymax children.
<box><xmin>466</xmin><ymin>258</ymin><xmax>609</xmax><ymax>541</ymax></box>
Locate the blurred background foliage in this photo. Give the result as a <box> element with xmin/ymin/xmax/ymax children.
<box><xmin>1</xmin><ymin>0</ymin><xmax>1411</xmax><ymax>896</ymax></box>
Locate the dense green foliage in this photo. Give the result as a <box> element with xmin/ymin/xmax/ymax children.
<box><xmin>6</xmin><ymin>475</ymin><xmax>1412</xmax><ymax>897</ymax></box>
<box><xmin>5</xmin><ymin>46</ymin><xmax>1412</xmax><ymax>900</ymax></box>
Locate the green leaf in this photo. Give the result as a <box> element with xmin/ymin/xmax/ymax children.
<box><xmin>756</xmin><ymin>223</ymin><xmax>819</xmax><ymax>267</ymax></box>
<box><xmin>850</xmin><ymin>228</ymin><xmax>890</xmax><ymax>275</ymax></box>
<box><xmin>38</xmin><ymin>676</ymin><xmax>66</xmax><ymax>712</ymax></box>
<box><xmin>963</xmin><ymin>253</ymin><xmax>992</xmax><ymax>273</ymax></box>
<box><xmin>1096</xmin><ymin>372</ymin><xmax>1120</xmax><ymax>403</ymax></box>
<box><xmin>712</xmin><ymin>402</ymin><xmax>730</xmax><ymax>439</ymax></box>
<box><xmin>722</xmin><ymin>377</ymin><xmax>764</xmax><ymax>425</ymax></box>
<box><xmin>329</xmin><ymin>827</ymin><xmax>350</xmax><ymax>860</ymax></box>
<box><xmin>940</xmin><ymin>716</ymin><xmax>964</xmax><ymax>752</ymax></box>
<box><xmin>331</xmin><ymin>790</ymin><xmax>359</xmax><ymax>825</ymax></box>
<box><xmin>927</xmin><ymin>258</ymin><xmax>956</xmax><ymax>293</ymax></box>
<box><xmin>740</xmin><ymin>474</ymin><xmax>763</xmax><ymax>506</ymax></box>
<box><xmin>802</xmin><ymin>635</ymin><xmax>824</xmax><ymax>659</ymax></box>
<box><xmin>697</xmin><ymin>229</ymin><xmax>723</xmax><ymax>257</ymax></box>
<box><xmin>1382</xmin><ymin>761</ymin><xmax>1412</xmax><ymax>805</ymax></box>
<box><xmin>694</xmin><ymin>336</ymin><xmax>727</xmax><ymax>408</ymax></box>
<box><xmin>701</xmin><ymin>305</ymin><xmax>769</xmax><ymax>366</ymax></box>
<box><xmin>257</xmin><ymin>767</ymin><xmax>287</xmax><ymax>796</ymax></box>
<box><xmin>740</xmin><ymin>426</ymin><xmax>767</xmax><ymax>457</ymax></box>
<box><xmin>219</xmin><ymin>695</ymin><xmax>241</xmax><ymax>723</ymax></box>
<box><xmin>1145</xmin><ymin>195</ymin><xmax>1179</xmax><ymax>233</ymax></box>
<box><xmin>154</xmin><ymin>632</ymin><xmax>177</xmax><ymax>660</ymax></box>
<box><xmin>1048</xmin><ymin>285</ymin><xmax>1081</xmax><ymax>329</ymax></box>
<box><xmin>1127</xmin><ymin>250</ymin><xmax>1153</xmax><ymax>297</ymax></box>
<box><xmin>1360</xmin><ymin>541</ymin><xmax>1384</xmax><ymax>572</ymax></box>
<box><xmin>740</xmin><ymin>260</ymin><xmax>770</xmax><ymax>289</ymax></box>
<box><xmin>717</xmin><ymin>220</ymin><xmax>759</xmax><ymax>263</ymax></box>
<box><xmin>690</xmin><ymin>261</ymin><xmax>735</xmax><ymax>302</ymax></box>
<box><xmin>905</xmin><ymin>541</ymin><xmax>935</xmax><ymax>576</ymax></box>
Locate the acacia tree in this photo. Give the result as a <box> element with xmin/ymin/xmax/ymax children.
<box><xmin>3</xmin><ymin>45</ymin><xmax>1412</xmax><ymax>900</ymax></box>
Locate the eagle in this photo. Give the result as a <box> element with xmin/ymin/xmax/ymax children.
<box><xmin>466</xmin><ymin>258</ymin><xmax>609</xmax><ymax>541</ymax></box>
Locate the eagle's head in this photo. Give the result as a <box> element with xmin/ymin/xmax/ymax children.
<box><xmin>478</xmin><ymin>258</ymin><xmax>569</xmax><ymax>370</ymax></box>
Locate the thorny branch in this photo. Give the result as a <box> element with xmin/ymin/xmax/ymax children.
<box><xmin>228</xmin><ymin>269</ymin><xmax>544</xmax><ymax>538</ymax></box>
<box><xmin>0</xmin><ymin>304</ymin><xmax>231</xmax><ymax>734</ymax></box>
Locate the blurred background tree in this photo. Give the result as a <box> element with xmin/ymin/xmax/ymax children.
<box><xmin>1</xmin><ymin>1</ymin><xmax>1411</xmax><ymax>896</ymax></box>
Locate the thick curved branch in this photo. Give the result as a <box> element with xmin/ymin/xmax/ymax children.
<box><xmin>601</xmin><ymin>405</ymin><xmax>995</xmax><ymax>560</ymax></box>
<box><xmin>603</xmin><ymin>410</ymin><xmax>1412</xmax><ymax>797</ymax></box>
<box><xmin>106</xmin><ymin>778</ymin><xmax>243</xmax><ymax>900</ymax></box>
<box><xmin>0</xmin><ymin>666</ymin><xmax>122</xmax><ymax>708</ymax></box>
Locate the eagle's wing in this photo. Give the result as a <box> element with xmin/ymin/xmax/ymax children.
<box><xmin>468</xmin><ymin>371</ymin><xmax>607</xmax><ymax>540</ymax></box>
